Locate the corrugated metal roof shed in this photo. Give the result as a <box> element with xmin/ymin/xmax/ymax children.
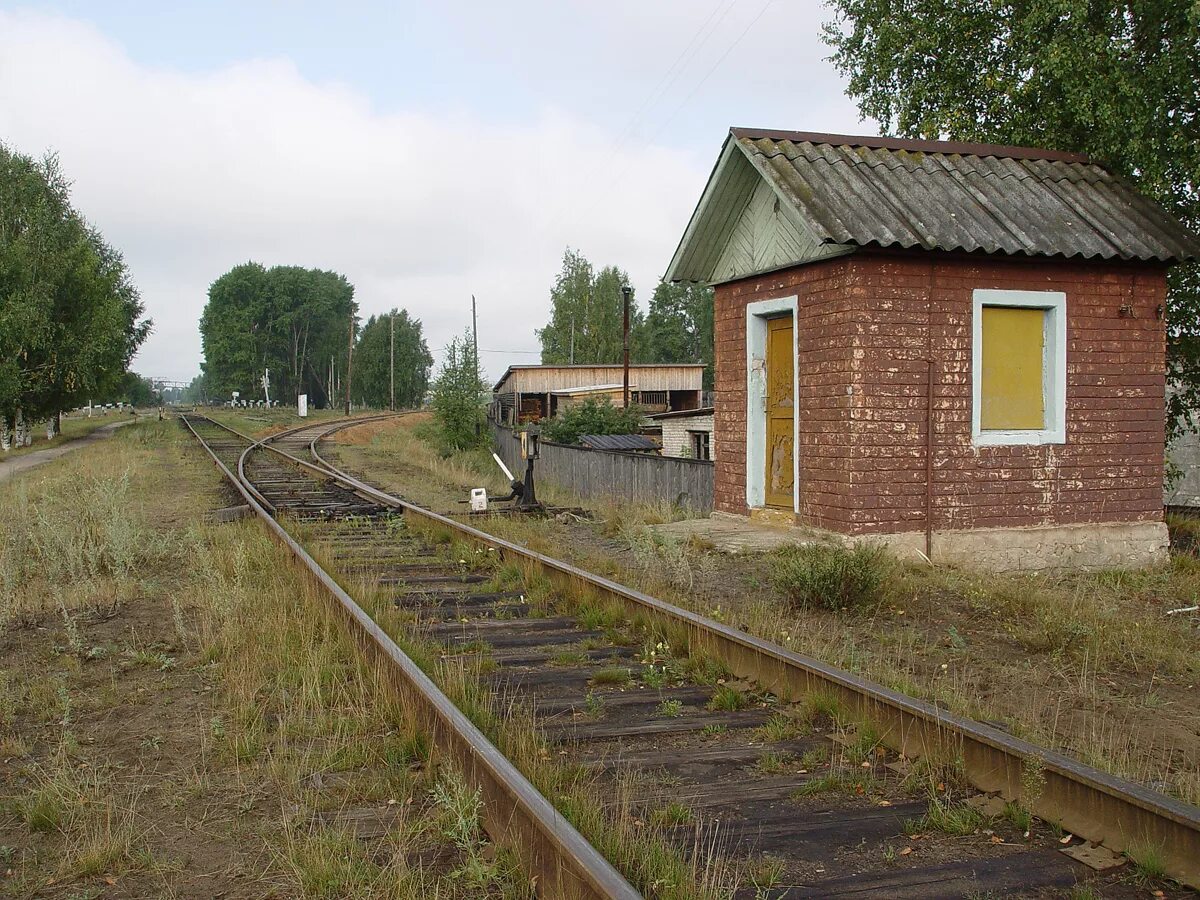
<box><xmin>577</xmin><ymin>434</ymin><xmax>661</xmax><ymax>452</ymax></box>
<box><xmin>647</xmin><ymin>406</ymin><xmax>715</xmax><ymax>421</ymax></box>
<box><xmin>667</xmin><ymin>129</ymin><xmax>1200</xmax><ymax>282</ymax></box>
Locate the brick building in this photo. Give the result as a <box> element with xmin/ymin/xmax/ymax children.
<box><xmin>666</xmin><ymin>129</ymin><xmax>1200</xmax><ymax>570</ymax></box>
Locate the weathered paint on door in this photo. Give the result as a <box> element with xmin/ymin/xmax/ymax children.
<box><xmin>980</xmin><ymin>306</ymin><xmax>1045</xmax><ymax>430</ymax></box>
<box><xmin>765</xmin><ymin>315</ymin><xmax>794</xmax><ymax>509</ymax></box>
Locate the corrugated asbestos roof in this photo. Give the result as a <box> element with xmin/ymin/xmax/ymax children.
<box><xmin>577</xmin><ymin>434</ymin><xmax>661</xmax><ymax>452</ymax></box>
<box><xmin>708</xmin><ymin>129</ymin><xmax>1199</xmax><ymax>265</ymax></box>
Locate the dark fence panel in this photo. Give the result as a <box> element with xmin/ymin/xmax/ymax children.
<box><xmin>491</xmin><ymin>423</ymin><xmax>714</xmax><ymax>513</ymax></box>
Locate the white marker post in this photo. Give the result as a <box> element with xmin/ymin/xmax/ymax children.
<box><xmin>298</xmin><ymin>394</ymin><xmax>308</xmax><ymax>418</ymax></box>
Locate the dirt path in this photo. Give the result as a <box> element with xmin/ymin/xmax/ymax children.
<box><xmin>0</xmin><ymin>419</ymin><xmax>136</xmax><ymax>484</ymax></box>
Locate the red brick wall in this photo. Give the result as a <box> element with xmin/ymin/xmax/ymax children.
<box><xmin>713</xmin><ymin>252</ymin><xmax>1168</xmax><ymax>534</ymax></box>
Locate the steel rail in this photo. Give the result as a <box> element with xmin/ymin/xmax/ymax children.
<box><xmin>181</xmin><ymin>415</ymin><xmax>641</xmax><ymax>900</ymax></box>
<box><xmin>307</xmin><ymin>417</ymin><xmax>1200</xmax><ymax>889</ymax></box>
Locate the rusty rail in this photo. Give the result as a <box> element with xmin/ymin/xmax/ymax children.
<box><xmin>307</xmin><ymin>417</ymin><xmax>1200</xmax><ymax>890</ymax></box>
<box><xmin>181</xmin><ymin>414</ymin><xmax>640</xmax><ymax>900</ymax></box>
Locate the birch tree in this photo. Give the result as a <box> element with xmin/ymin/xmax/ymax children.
<box><xmin>0</xmin><ymin>144</ymin><xmax>149</xmax><ymax>444</ymax></box>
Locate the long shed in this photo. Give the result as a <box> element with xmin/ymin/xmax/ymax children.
<box><xmin>667</xmin><ymin>128</ymin><xmax>1200</xmax><ymax>571</ymax></box>
<box><xmin>492</xmin><ymin>364</ymin><xmax>704</xmax><ymax>424</ymax></box>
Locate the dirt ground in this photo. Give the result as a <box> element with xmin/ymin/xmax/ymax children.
<box><xmin>326</xmin><ymin>416</ymin><xmax>1200</xmax><ymax>810</ymax></box>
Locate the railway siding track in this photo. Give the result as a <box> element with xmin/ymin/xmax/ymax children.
<box><xmin>184</xmin><ymin>413</ymin><xmax>1200</xmax><ymax>896</ymax></box>
<box><xmin>181</xmin><ymin>414</ymin><xmax>640</xmax><ymax>900</ymax></box>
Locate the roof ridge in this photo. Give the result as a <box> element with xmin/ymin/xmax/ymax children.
<box><xmin>733</xmin><ymin>127</ymin><xmax>1092</xmax><ymax>165</ymax></box>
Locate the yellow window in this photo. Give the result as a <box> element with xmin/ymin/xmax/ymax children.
<box><xmin>980</xmin><ymin>306</ymin><xmax>1045</xmax><ymax>430</ymax></box>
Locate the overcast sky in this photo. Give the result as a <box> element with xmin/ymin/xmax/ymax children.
<box><xmin>0</xmin><ymin>1</ymin><xmax>869</xmax><ymax>383</ymax></box>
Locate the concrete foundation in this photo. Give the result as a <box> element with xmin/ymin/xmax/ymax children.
<box><xmin>697</xmin><ymin>513</ymin><xmax>1168</xmax><ymax>572</ymax></box>
<box><xmin>862</xmin><ymin>520</ymin><xmax>1169</xmax><ymax>572</ymax></box>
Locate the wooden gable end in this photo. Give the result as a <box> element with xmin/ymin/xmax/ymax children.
<box><xmin>666</xmin><ymin>136</ymin><xmax>851</xmax><ymax>286</ymax></box>
<box><xmin>711</xmin><ymin>177</ymin><xmax>847</xmax><ymax>284</ymax></box>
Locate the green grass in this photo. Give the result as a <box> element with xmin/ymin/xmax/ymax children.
<box><xmin>682</xmin><ymin>653</ymin><xmax>731</xmax><ymax>686</ymax></box>
<box><xmin>707</xmin><ymin>685</ymin><xmax>748</xmax><ymax>711</ymax></box>
<box><xmin>641</xmin><ymin>666</ymin><xmax>668</xmax><ymax>689</ymax></box>
<box><xmin>906</xmin><ymin>799</ymin><xmax>985</xmax><ymax>837</ymax></box>
<box><xmin>551</xmin><ymin>650</ymin><xmax>587</xmax><ymax>667</ymax></box>
<box><xmin>1126</xmin><ymin>843</ymin><xmax>1167</xmax><ymax>880</ymax></box>
<box><xmin>792</xmin><ymin>768</ymin><xmax>878</xmax><ymax>798</ymax></box>
<box><xmin>771</xmin><ymin>543</ymin><xmax>891</xmax><ymax>612</ymax></box>
<box><xmin>657</xmin><ymin>699</ymin><xmax>684</xmax><ymax>718</ymax></box>
<box><xmin>755</xmin><ymin>750</ymin><xmax>794</xmax><ymax>775</ymax></box>
<box><xmin>649</xmin><ymin>802</ymin><xmax>692</xmax><ymax>827</ymax></box>
<box><xmin>590</xmin><ymin>666</ymin><xmax>632</xmax><ymax>687</ymax></box>
<box><xmin>755</xmin><ymin>712</ymin><xmax>803</xmax><ymax>743</ymax></box>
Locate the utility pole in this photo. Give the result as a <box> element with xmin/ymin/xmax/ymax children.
<box><xmin>389</xmin><ymin>311</ymin><xmax>396</xmax><ymax>412</ymax></box>
<box><xmin>471</xmin><ymin>295</ymin><xmax>480</xmax><ymax>377</ymax></box>
<box><xmin>344</xmin><ymin>316</ymin><xmax>354</xmax><ymax>416</ymax></box>
<box><xmin>621</xmin><ymin>285</ymin><xmax>631</xmax><ymax>409</ymax></box>
<box><xmin>569</xmin><ymin>314</ymin><xmax>575</xmax><ymax>365</ymax></box>
<box><xmin>471</xmin><ymin>295</ymin><xmax>481</xmax><ymax>437</ymax></box>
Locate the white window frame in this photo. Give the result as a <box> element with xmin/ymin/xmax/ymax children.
<box><xmin>971</xmin><ymin>289</ymin><xmax>1067</xmax><ymax>446</ymax></box>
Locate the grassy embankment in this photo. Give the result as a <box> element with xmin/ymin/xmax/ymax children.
<box><xmin>328</xmin><ymin>415</ymin><xmax>1200</xmax><ymax>809</ymax></box>
<box><xmin>0</xmin><ymin>419</ymin><xmax>532</xmax><ymax>897</ymax></box>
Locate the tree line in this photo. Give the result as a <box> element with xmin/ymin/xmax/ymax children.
<box><xmin>0</xmin><ymin>145</ymin><xmax>150</xmax><ymax>446</ymax></box>
<box><xmin>536</xmin><ymin>248</ymin><xmax>714</xmax><ymax>389</ymax></box>
<box><xmin>197</xmin><ymin>263</ymin><xmax>432</xmax><ymax>410</ymax></box>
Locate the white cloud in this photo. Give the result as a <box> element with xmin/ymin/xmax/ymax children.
<box><xmin>0</xmin><ymin>7</ymin><xmax>863</xmax><ymax>385</ymax></box>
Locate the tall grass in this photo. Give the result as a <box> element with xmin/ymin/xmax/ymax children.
<box><xmin>0</xmin><ymin>437</ymin><xmax>182</xmax><ymax>625</ymax></box>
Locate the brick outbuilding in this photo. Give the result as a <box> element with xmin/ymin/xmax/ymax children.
<box><xmin>667</xmin><ymin>129</ymin><xmax>1200</xmax><ymax>570</ymax></box>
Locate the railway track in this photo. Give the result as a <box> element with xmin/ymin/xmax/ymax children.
<box><xmin>183</xmin><ymin>413</ymin><xmax>1200</xmax><ymax>898</ymax></box>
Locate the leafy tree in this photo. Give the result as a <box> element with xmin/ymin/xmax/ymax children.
<box><xmin>640</xmin><ymin>280</ymin><xmax>714</xmax><ymax>389</ymax></box>
<box><xmin>182</xmin><ymin>374</ymin><xmax>208</xmax><ymax>404</ymax></box>
<box><xmin>0</xmin><ymin>145</ymin><xmax>149</xmax><ymax>436</ymax></box>
<box><xmin>540</xmin><ymin>396</ymin><xmax>644</xmax><ymax>445</ymax></box>
<box><xmin>199</xmin><ymin>263</ymin><xmax>355</xmax><ymax>407</ymax></box>
<box><xmin>353</xmin><ymin>309</ymin><xmax>433</xmax><ymax>409</ymax></box>
<box><xmin>431</xmin><ymin>331</ymin><xmax>487</xmax><ymax>452</ymax></box>
<box><xmin>100</xmin><ymin>372</ymin><xmax>157</xmax><ymax>407</ymax></box>
<box><xmin>537</xmin><ymin>248</ymin><xmax>644</xmax><ymax>364</ymax></box>
<box><xmin>822</xmin><ymin>0</ymin><xmax>1200</xmax><ymax>436</ymax></box>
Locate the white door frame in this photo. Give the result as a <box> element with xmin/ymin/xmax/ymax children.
<box><xmin>745</xmin><ymin>296</ymin><xmax>799</xmax><ymax>513</ymax></box>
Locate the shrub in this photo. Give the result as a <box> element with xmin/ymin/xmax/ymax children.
<box><xmin>430</xmin><ymin>332</ymin><xmax>488</xmax><ymax>454</ymax></box>
<box><xmin>771</xmin><ymin>543</ymin><xmax>890</xmax><ymax>612</ymax></box>
<box><xmin>539</xmin><ymin>397</ymin><xmax>644</xmax><ymax>445</ymax></box>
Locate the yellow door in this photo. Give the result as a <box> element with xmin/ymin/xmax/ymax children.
<box><xmin>765</xmin><ymin>316</ymin><xmax>794</xmax><ymax>509</ymax></box>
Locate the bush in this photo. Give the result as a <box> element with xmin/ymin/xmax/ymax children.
<box><xmin>540</xmin><ymin>396</ymin><xmax>643</xmax><ymax>445</ymax></box>
<box><xmin>771</xmin><ymin>543</ymin><xmax>890</xmax><ymax>612</ymax></box>
<box><xmin>430</xmin><ymin>332</ymin><xmax>487</xmax><ymax>454</ymax></box>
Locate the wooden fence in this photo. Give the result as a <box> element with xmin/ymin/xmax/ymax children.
<box><xmin>491</xmin><ymin>423</ymin><xmax>714</xmax><ymax>513</ymax></box>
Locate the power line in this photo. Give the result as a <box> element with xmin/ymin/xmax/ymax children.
<box><xmin>538</xmin><ymin>0</ymin><xmax>776</xmax><ymax>244</ymax></box>
<box><xmin>656</xmin><ymin>0</ymin><xmax>776</xmax><ymax>134</ymax></box>
<box><xmin>533</xmin><ymin>0</ymin><xmax>741</xmax><ymax>243</ymax></box>
<box><xmin>602</xmin><ymin>0</ymin><xmax>739</xmax><ymax>166</ymax></box>
<box><xmin>434</xmin><ymin>346</ymin><xmax>540</xmax><ymax>355</ymax></box>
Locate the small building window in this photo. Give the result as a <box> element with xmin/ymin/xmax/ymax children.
<box><xmin>972</xmin><ymin>289</ymin><xmax>1066</xmax><ymax>446</ymax></box>
<box><xmin>689</xmin><ymin>430</ymin><xmax>711</xmax><ymax>461</ymax></box>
